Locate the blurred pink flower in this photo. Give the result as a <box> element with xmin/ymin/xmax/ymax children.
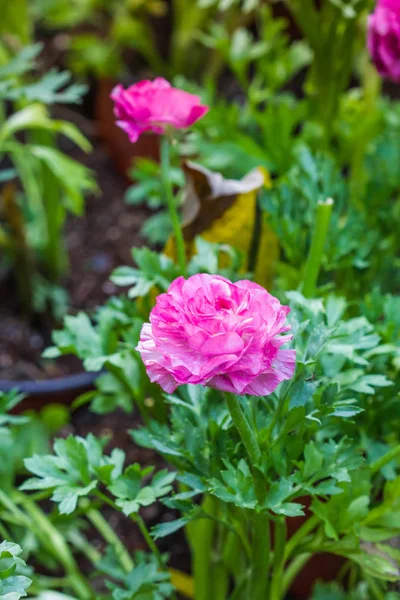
<box><xmin>136</xmin><ymin>274</ymin><xmax>296</xmax><ymax>396</ymax></box>
<box><xmin>368</xmin><ymin>0</ymin><xmax>400</xmax><ymax>82</ymax></box>
<box><xmin>111</xmin><ymin>78</ymin><xmax>208</xmax><ymax>143</ymax></box>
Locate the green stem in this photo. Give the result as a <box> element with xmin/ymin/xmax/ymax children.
<box><xmin>366</xmin><ymin>575</ymin><xmax>385</xmax><ymax>600</ymax></box>
<box><xmin>66</xmin><ymin>529</ymin><xmax>102</xmax><ymax>565</ymax></box>
<box><xmin>270</xmin><ymin>518</ymin><xmax>287</xmax><ymax>600</ymax></box>
<box><xmin>284</xmin><ymin>515</ymin><xmax>318</xmax><ymax>560</ymax></box>
<box><xmin>33</xmin><ymin>129</ymin><xmax>67</xmax><ymax>282</ymax></box>
<box><xmin>225</xmin><ymin>394</ymin><xmax>270</xmax><ymax>597</ymax></box>
<box><xmin>286</xmin><ymin>0</ymin><xmax>319</xmax><ymax>48</ymax></box>
<box><xmin>301</xmin><ymin>197</ymin><xmax>334</xmax><ymax>298</ymax></box>
<box><xmin>94</xmin><ymin>491</ymin><xmax>176</xmax><ymax>599</ymax></box>
<box><xmin>282</xmin><ymin>553</ymin><xmax>311</xmax><ymax>596</ymax></box>
<box><xmin>349</xmin><ymin>59</ymin><xmax>381</xmax><ymax>208</ymax></box>
<box><xmin>8</xmin><ymin>491</ymin><xmax>93</xmax><ymax>599</ymax></box>
<box><xmin>160</xmin><ymin>135</ymin><xmax>186</xmax><ymax>275</ymax></box>
<box><xmin>133</xmin><ymin>517</ymin><xmax>179</xmax><ymax>600</ymax></box>
<box><xmin>225</xmin><ymin>393</ymin><xmax>261</xmax><ymax>466</ymax></box>
<box><xmin>264</xmin><ymin>377</ymin><xmax>295</xmax><ymax>447</ymax></box>
<box><xmin>226</xmin><ymin>392</ymin><xmax>266</xmax><ymax>503</ymax></box>
<box><xmin>28</xmin><ymin>576</ymin><xmax>71</xmax><ymax>594</ymax></box>
<box><xmin>134</xmin><ymin>514</ymin><xmax>165</xmax><ymax>570</ymax></box>
<box><xmin>86</xmin><ymin>508</ymin><xmax>134</xmax><ymax>572</ymax></box>
<box><xmin>370</xmin><ymin>444</ymin><xmax>400</xmax><ymax>475</ymax></box>
<box><xmin>186</xmin><ymin>495</ymin><xmax>217</xmax><ymax>600</ymax></box>
<box><xmin>2</xmin><ymin>182</ymin><xmax>34</xmax><ymax>314</ymax></box>
<box><xmin>0</xmin><ymin>520</ymin><xmax>11</xmax><ymax>539</ymax></box>
<box><xmin>250</xmin><ymin>512</ymin><xmax>271</xmax><ymax>600</ymax></box>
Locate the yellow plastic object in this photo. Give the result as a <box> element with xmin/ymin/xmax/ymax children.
<box><xmin>165</xmin><ymin>164</ymin><xmax>278</xmax><ymax>290</ymax></box>
<box><xmin>169</xmin><ymin>567</ymin><xmax>195</xmax><ymax>598</ymax></box>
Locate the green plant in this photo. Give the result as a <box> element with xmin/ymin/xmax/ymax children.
<box><xmin>46</xmin><ymin>239</ymin><xmax>245</xmax><ymax>417</ymax></box>
<box><xmin>15</xmin><ymin>288</ymin><xmax>400</xmax><ymax>599</ymax></box>
<box><xmin>0</xmin><ymin>44</ymin><xmax>95</xmax><ymax>315</ymax></box>
<box><xmin>32</xmin><ymin>0</ymin><xmax>223</xmax><ymax>81</ymax></box>
<box><xmin>286</xmin><ymin>0</ymin><xmax>372</xmax><ymax>128</ymax></box>
<box><xmin>0</xmin><ymin>540</ymin><xmax>32</xmax><ymax>599</ymax></box>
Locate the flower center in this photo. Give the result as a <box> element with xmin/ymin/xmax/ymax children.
<box><xmin>215</xmin><ymin>296</ymin><xmax>233</xmax><ymax>311</ymax></box>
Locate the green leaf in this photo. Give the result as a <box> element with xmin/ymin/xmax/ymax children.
<box><xmin>110</xmin><ymin>465</ymin><xmax>175</xmax><ymax>516</ymax></box>
<box><xmin>0</xmin><ymin>44</ymin><xmax>41</xmax><ymax>79</ymax></box>
<box><xmin>10</xmin><ymin>69</ymin><xmax>87</xmax><ymax>104</ymax></box>
<box><xmin>105</xmin><ymin>552</ymin><xmax>173</xmax><ymax>600</ymax></box>
<box><xmin>0</xmin><ymin>542</ymin><xmax>31</xmax><ymax>599</ymax></box>
<box><xmin>111</xmin><ymin>248</ymin><xmax>180</xmax><ymax>297</ymax></box>
<box><xmin>28</xmin><ymin>144</ymin><xmax>96</xmax><ymax>215</ymax></box>
<box><xmin>152</xmin><ymin>517</ymin><xmax>191</xmax><ymax>539</ymax></box>
<box><xmin>21</xmin><ymin>434</ymin><xmax>126</xmax><ymax>514</ymax></box>
<box><xmin>303</xmin><ymin>441</ymin><xmax>323</xmax><ymax>479</ymax></box>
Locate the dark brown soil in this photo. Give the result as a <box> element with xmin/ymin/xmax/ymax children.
<box><xmin>0</xmin><ymin>108</ymin><xmax>149</xmax><ymax>381</ymax></box>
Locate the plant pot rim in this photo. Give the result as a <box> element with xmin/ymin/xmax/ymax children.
<box><xmin>0</xmin><ymin>371</ymin><xmax>98</xmax><ymax>398</ymax></box>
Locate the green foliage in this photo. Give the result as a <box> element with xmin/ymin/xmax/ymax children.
<box><xmin>111</xmin><ymin>247</ymin><xmax>182</xmax><ymax>298</ymax></box>
<box><xmin>261</xmin><ymin>142</ymin><xmax>399</xmax><ymax>296</ymax></box>
<box><xmin>0</xmin><ymin>541</ymin><xmax>32</xmax><ymax>599</ymax></box>
<box><xmin>21</xmin><ymin>434</ymin><xmax>124</xmax><ymax>514</ymax></box>
<box><xmin>46</xmin><ymin>239</ymin><xmax>244</xmax><ymax>417</ymax></box>
<box><xmin>199</xmin><ymin>6</ymin><xmax>311</xmax><ymax>97</ymax></box>
<box><xmin>125</xmin><ymin>158</ymin><xmax>184</xmax><ymax>245</ymax></box>
<box><xmin>103</xmin><ymin>551</ymin><xmax>173</xmax><ymax>600</ymax></box>
<box><xmin>32</xmin><ymin>0</ymin><xmax>217</xmax><ymax>80</ymax></box>
<box><xmin>0</xmin><ymin>391</ymin><xmax>27</xmax><ymax>429</ymax></box>
<box><xmin>21</xmin><ymin>434</ymin><xmax>174</xmax><ymax>516</ymax></box>
<box><xmin>44</xmin><ymin>295</ymin><xmax>163</xmax><ymax>417</ymax></box>
<box><xmin>3</xmin><ymin>2</ymin><xmax>400</xmax><ymax>599</ymax></box>
<box><xmin>0</xmin><ymin>45</ymin><xmax>94</xmax><ymax>315</ymax></box>
<box><xmin>312</xmin><ymin>581</ymin><xmax>400</xmax><ymax>600</ymax></box>
<box><xmin>110</xmin><ymin>466</ymin><xmax>175</xmax><ymax>517</ymax></box>
<box><xmin>0</xmin><ymin>44</ymin><xmax>86</xmax><ymax>104</ymax></box>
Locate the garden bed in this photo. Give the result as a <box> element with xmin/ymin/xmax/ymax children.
<box><xmin>0</xmin><ymin>108</ymin><xmax>148</xmax><ymax>382</ymax></box>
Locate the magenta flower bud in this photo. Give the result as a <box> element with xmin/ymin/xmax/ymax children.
<box><xmin>368</xmin><ymin>0</ymin><xmax>400</xmax><ymax>83</ymax></box>
<box><xmin>136</xmin><ymin>275</ymin><xmax>296</xmax><ymax>396</ymax></box>
<box><xmin>110</xmin><ymin>78</ymin><xmax>209</xmax><ymax>143</ymax></box>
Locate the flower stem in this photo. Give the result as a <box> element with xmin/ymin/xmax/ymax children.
<box><xmin>270</xmin><ymin>518</ymin><xmax>287</xmax><ymax>600</ymax></box>
<box><xmin>225</xmin><ymin>393</ymin><xmax>261</xmax><ymax>466</ymax></box>
<box><xmin>370</xmin><ymin>443</ymin><xmax>400</xmax><ymax>475</ymax></box>
<box><xmin>264</xmin><ymin>377</ymin><xmax>295</xmax><ymax>447</ymax></box>
<box><xmin>250</xmin><ymin>512</ymin><xmax>271</xmax><ymax>600</ymax></box>
<box><xmin>301</xmin><ymin>197</ymin><xmax>334</xmax><ymax>298</ymax></box>
<box><xmin>225</xmin><ymin>393</ymin><xmax>271</xmax><ymax>598</ymax></box>
<box><xmin>160</xmin><ymin>135</ymin><xmax>186</xmax><ymax>275</ymax></box>
<box><xmin>186</xmin><ymin>495</ymin><xmax>217</xmax><ymax>600</ymax></box>
<box><xmin>9</xmin><ymin>490</ymin><xmax>93</xmax><ymax>600</ymax></box>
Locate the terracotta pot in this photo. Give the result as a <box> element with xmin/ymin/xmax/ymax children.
<box><xmin>0</xmin><ymin>371</ymin><xmax>98</xmax><ymax>412</ymax></box>
<box><xmin>95</xmin><ymin>78</ymin><xmax>159</xmax><ymax>179</ymax></box>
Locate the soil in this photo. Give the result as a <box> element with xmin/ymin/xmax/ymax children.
<box><xmin>0</xmin><ymin>106</ymin><xmax>149</xmax><ymax>381</ymax></box>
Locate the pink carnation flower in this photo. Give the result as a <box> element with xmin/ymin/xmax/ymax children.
<box><xmin>368</xmin><ymin>0</ymin><xmax>400</xmax><ymax>83</ymax></box>
<box><xmin>136</xmin><ymin>275</ymin><xmax>296</xmax><ymax>396</ymax></box>
<box><xmin>111</xmin><ymin>78</ymin><xmax>208</xmax><ymax>143</ymax></box>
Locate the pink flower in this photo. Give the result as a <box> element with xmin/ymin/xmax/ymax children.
<box><xmin>111</xmin><ymin>78</ymin><xmax>208</xmax><ymax>143</ymax></box>
<box><xmin>136</xmin><ymin>275</ymin><xmax>296</xmax><ymax>396</ymax></box>
<box><xmin>368</xmin><ymin>0</ymin><xmax>400</xmax><ymax>83</ymax></box>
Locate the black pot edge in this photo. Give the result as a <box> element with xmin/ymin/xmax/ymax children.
<box><xmin>0</xmin><ymin>371</ymin><xmax>98</xmax><ymax>398</ymax></box>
